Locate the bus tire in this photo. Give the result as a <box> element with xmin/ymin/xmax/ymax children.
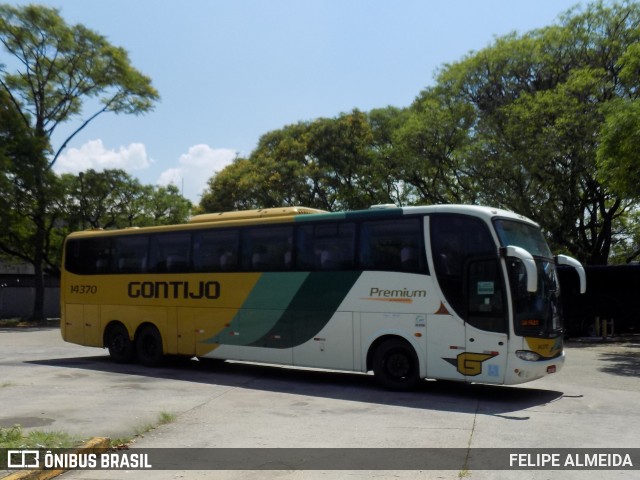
<box><xmin>106</xmin><ymin>324</ymin><xmax>135</xmax><ymax>364</ymax></box>
<box><xmin>136</xmin><ymin>325</ymin><xmax>164</xmax><ymax>367</ymax></box>
<box><xmin>372</xmin><ymin>338</ymin><xmax>420</xmax><ymax>390</ymax></box>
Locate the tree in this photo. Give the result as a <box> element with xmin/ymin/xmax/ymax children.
<box><xmin>59</xmin><ymin>170</ymin><xmax>192</xmax><ymax>232</ymax></box>
<box><xmin>145</xmin><ymin>184</ymin><xmax>192</xmax><ymax>226</ymax></box>
<box><xmin>0</xmin><ymin>89</ymin><xmax>60</xmax><ymax>273</ymax></box>
<box><xmin>392</xmin><ymin>90</ymin><xmax>476</xmax><ymax>205</ymax></box>
<box><xmin>200</xmin><ymin>110</ymin><xmax>400</xmax><ymax>213</ymax></box>
<box><xmin>419</xmin><ymin>0</ymin><xmax>640</xmax><ymax>264</ymax></box>
<box><xmin>0</xmin><ymin>4</ymin><xmax>159</xmax><ymax>320</ymax></box>
<box><xmin>367</xmin><ymin>106</ymin><xmax>413</xmax><ymax>206</ymax></box>
<box><xmin>597</xmin><ymin>101</ymin><xmax>640</xmax><ymax>200</ymax></box>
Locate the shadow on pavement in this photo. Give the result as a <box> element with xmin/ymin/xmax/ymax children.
<box><xmin>566</xmin><ymin>340</ymin><xmax>640</xmax><ymax>377</ymax></box>
<box><xmin>28</xmin><ymin>354</ymin><xmax>564</xmax><ymax>418</ymax></box>
<box><xmin>598</xmin><ymin>346</ymin><xmax>640</xmax><ymax>377</ymax></box>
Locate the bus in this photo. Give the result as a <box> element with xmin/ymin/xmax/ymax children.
<box><xmin>60</xmin><ymin>204</ymin><xmax>586</xmax><ymax>390</ymax></box>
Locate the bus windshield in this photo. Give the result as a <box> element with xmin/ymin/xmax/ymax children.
<box><xmin>493</xmin><ymin>219</ymin><xmax>552</xmax><ymax>259</ymax></box>
<box><xmin>494</xmin><ymin>219</ymin><xmax>562</xmax><ymax>338</ymax></box>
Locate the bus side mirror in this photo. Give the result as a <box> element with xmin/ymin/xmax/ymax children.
<box><xmin>555</xmin><ymin>254</ymin><xmax>586</xmax><ymax>294</ymax></box>
<box><xmin>500</xmin><ymin>246</ymin><xmax>538</xmax><ymax>293</ymax></box>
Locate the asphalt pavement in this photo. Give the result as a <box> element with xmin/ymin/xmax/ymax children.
<box><xmin>1</xmin><ymin>326</ymin><xmax>638</xmax><ymax>480</ymax></box>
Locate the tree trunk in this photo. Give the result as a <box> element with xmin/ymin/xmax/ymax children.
<box><xmin>31</xmin><ymin>254</ymin><xmax>45</xmax><ymax>322</ymax></box>
<box><xmin>29</xmin><ymin>167</ymin><xmax>48</xmax><ymax>322</ymax></box>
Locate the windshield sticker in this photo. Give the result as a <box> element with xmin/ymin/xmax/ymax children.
<box><xmin>477</xmin><ymin>281</ymin><xmax>495</xmax><ymax>295</ymax></box>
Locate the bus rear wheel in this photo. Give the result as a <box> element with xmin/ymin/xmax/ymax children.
<box><xmin>106</xmin><ymin>324</ymin><xmax>135</xmax><ymax>364</ymax></box>
<box><xmin>373</xmin><ymin>338</ymin><xmax>420</xmax><ymax>390</ymax></box>
<box><xmin>136</xmin><ymin>325</ymin><xmax>164</xmax><ymax>367</ymax></box>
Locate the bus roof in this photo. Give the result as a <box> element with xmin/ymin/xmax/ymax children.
<box><xmin>189</xmin><ymin>206</ymin><xmax>327</xmax><ymax>224</ymax></box>
<box><xmin>402</xmin><ymin>204</ymin><xmax>536</xmax><ymax>224</ymax></box>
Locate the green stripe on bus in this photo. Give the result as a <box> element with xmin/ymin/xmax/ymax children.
<box><xmin>203</xmin><ymin>272</ymin><xmax>309</xmax><ymax>346</ymax></box>
<box><xmin>248</xmin><ymin>271</ymin><xmax>362</xmax><ymax>349</ymax></box>
<box><xmin>293</xmin><ymin>207</ymin><xmax>402</xmax><ymax>223</ymax></box>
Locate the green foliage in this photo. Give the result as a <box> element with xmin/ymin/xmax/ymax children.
<box><xmin>598</xmin><ymin>98</ymin><xmax>640</xmax><ymax>198</ymax></box>
<box><xmin>392</xmin><ymin>90</ymin><xmax>476</xmax><ymax>205</ymax></box>
<box><xmin>0</xmin><ymin>425</ymin><xmax>22</xmax><ymax>447</ymax></box>
<box><xmin>0</xmin><ymin>4</ymin><xmax>160</xmax><ymax>319</ymax></box>
<box><xmin>0</xmin><ymin>4</ymin><xmax>159</xmax><ymax>139</ymax></box>
<box><xmin>201</xmin><ymin>109</ymin><xmax>401</xmax><ymax>212</ymax></box>
<box><xmin>0</xmin><ymin>424</ymin><xmax>78</xmax><ymax>449</ymax></box>
<box><xmin>59</xmin><ymin>169</ymin><xmax>192</xmax><ymax>231</ymax></box>
<box><xmin>2</xmin><ymin>0</ymin><xmax>640</xmax><ymax>277</ymax></box>
<box><xmin>439</xmin><ymin>0</ymin><xmax>640</xmax><ymax>264</ymax></box>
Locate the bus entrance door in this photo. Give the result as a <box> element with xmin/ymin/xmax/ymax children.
<box><xmin>426</xmin><ymin>312</ymin><xmax>466</xmax><ymax>381</ymax></box>
<box><xmin>462</xmin><ymin>257</ymin><xmax>508</xmax><ymax>384</ymax></box>
<box><xmin>463</xmin><ymin>326</ymin><xmax>507</xmax><ymax>384</ymax></box>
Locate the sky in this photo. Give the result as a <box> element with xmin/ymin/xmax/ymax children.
<box><xmin>9</xmin><ymin>0</ymin><xmax>587</xmax><ymax>203</ymax></box>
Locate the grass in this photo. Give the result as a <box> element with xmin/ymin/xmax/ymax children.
<box><xmin>158</xmin><ymin>411</ymin><xmax>176</xmax><ymax>425</ymax></box>
<box><xmin>0</xmin><ymin>424</ymin><xmax>80</xmax><ymax>449</ymax></box>
<box><xmin>112</xmin><ymin>411</ymin><xmax>177</xmax><ymax>447</ymax></box>
<box><xmin>1</xmin><ymin>411</ymin><xmax>176</xmax><ymax>451</ymax></box>
<box><xmin>133</xmin><ymin>411</ymin><xmax>176</xmax><ymax>436</ymax></box>
<box><xmin>0</xmin><ymin>318</ymin><xmax>21</xmax><ymax>328</ymax></box>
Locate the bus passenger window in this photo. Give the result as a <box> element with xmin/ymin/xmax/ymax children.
<box><xmin>65</xmin><ymin>238</ymin><xmax>113</xmax><ymax>275</ymax></box>
<box><xmin>242</xmin><ymin>226</ymin><xmax>294</xmax><ymax>271</ymax></box>
<box><xmin>149</xmin><ymin>233</ymin><xmax>191</xmax><ymax>273</ymax></box>
<box><xmin>296</xmin><ymin>222</ymin><xmax>355</xmax><ymax>270</ymax></box>
<box><xmin>359</xmin><ymin>218</ymin><xmax>426</xmax><ymax>273</ymax></box>
<box><xmin>113</xmin><ymin>236</ymin><xmax>148</xmax><ymax>274</ymax></box>
<box><xmin>192</xmin><ymin>229</ymin><xmax>239</xmax><ymax>272</ymax></box>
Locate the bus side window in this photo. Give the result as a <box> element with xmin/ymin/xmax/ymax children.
<box><xmin>242</xmin><ymin>226</ymin><xmax>293</xmax><ymax>271</ymax></box>
<box><xmin>113</xmin><ymin>236</ymin><xmax>148</xmax><ymax>274</ymax></box>
<box><xmin>149</xmin><ymin>233</ymin><xmax>191</xmax><ymax>273</ymax></box>
<box><xmin>192</xmin><ymin>229</ymin><xmax>239</xmax><ymax>272</ymax></box>
<box><xmin>359</xmin><ymin>218</ymin><xmax>426</xmax><ymax>273</ymax></box>
<box><xmin>65</xmin><ymin>238</ymin><xmax>113</xmax><ymax>275</ymax></box>
<box><xmin>296</xmin><ymin>222</ymin><xmax>355</xmax><ymax>270</ymax></box>
<box><xmin>296</xmin><ymin>226</ymin><xmax>317</xmax><ymax>269</ymax></box>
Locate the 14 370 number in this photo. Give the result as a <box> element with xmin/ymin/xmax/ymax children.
<box><xmin>70</xmin><ymin>285</ymin><xmax>97</xmax><ymax>294</ymax></box>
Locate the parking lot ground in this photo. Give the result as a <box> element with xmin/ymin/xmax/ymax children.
<box><xmin>1</xmin><ymin>327</ymin><xmax>638</xmax><ymax>480</ymax></box>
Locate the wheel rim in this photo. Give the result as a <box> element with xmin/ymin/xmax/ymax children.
<box><xmin>386</xmin><ymin>351</ymin><xmax>411</xmax><ymax>379</ymax></box>
<box><xmin>110</xmin><ymin>332</ymin><xmax>127</xmax><ymax>354</ymax></box>
<box><xmin>140</xmin><ymin>333</ymin><xmax>157</xmax><ymax>357</ymax></box>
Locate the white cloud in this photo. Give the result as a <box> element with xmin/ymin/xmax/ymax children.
<box><xmin>54</xmin><ymin>139</ymin><xmax>153</xmax><ymax>174</ymax></box>
<box><xmin>157</xmin><ymin>167</ymin><xmax>182</xmax><ymax>187</ymax></box>
<box><xmin>54</xmin><ymin>139</ymin><xmax>237</xmax><ymax>205</ymax></box>
<box><xmin>157</xmin><ymin>145</ymin><xmax>237</xmax><ymax>203</ymax></box>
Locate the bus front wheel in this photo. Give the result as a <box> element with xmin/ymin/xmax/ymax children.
<box><xmin>136</xmin><ymin>325</ymin><xmax>164</xmax><ymax>367</ymax></box>
<box><xmin>373</xmin><ymin>339</ymin><xmax>420</xmax><ymax>390</ymax></box>
<box><xmin>106</xmin><ymin>324</ymin><xmax>135</xmax><ymax>364</ymax></box>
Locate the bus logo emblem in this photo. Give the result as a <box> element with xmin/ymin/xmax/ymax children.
<box><xmin>443</xmin><ymin>352</ymin><xmax>498</xmax><ymax>376</ymax></box>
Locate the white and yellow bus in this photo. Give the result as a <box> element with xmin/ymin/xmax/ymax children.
<box><xmin>61</xmin><ymin>204</ymin><xmax>585</xmax><ymax>389</ymax></box>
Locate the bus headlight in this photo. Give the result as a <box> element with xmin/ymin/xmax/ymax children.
<box><xmin>516</xmin><ymin>350</ymin><xmax>541</xmax><ymax>361</ymax></box>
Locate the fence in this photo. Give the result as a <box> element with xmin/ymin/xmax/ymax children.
<box><xmin>558</xmin><ymin>264</ymin><xmax>640</xmax><ymax>337</ymax></box>
<box><xmin>0</xmin><ymin>275</ymin><xmax>60</xmax><ymax>319</ymax></box>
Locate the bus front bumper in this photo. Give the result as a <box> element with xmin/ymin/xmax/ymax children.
<box><xmin>505</xmin><ymin>351</ymin><xmax>565</xmax><ymax>385</ymax></box>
